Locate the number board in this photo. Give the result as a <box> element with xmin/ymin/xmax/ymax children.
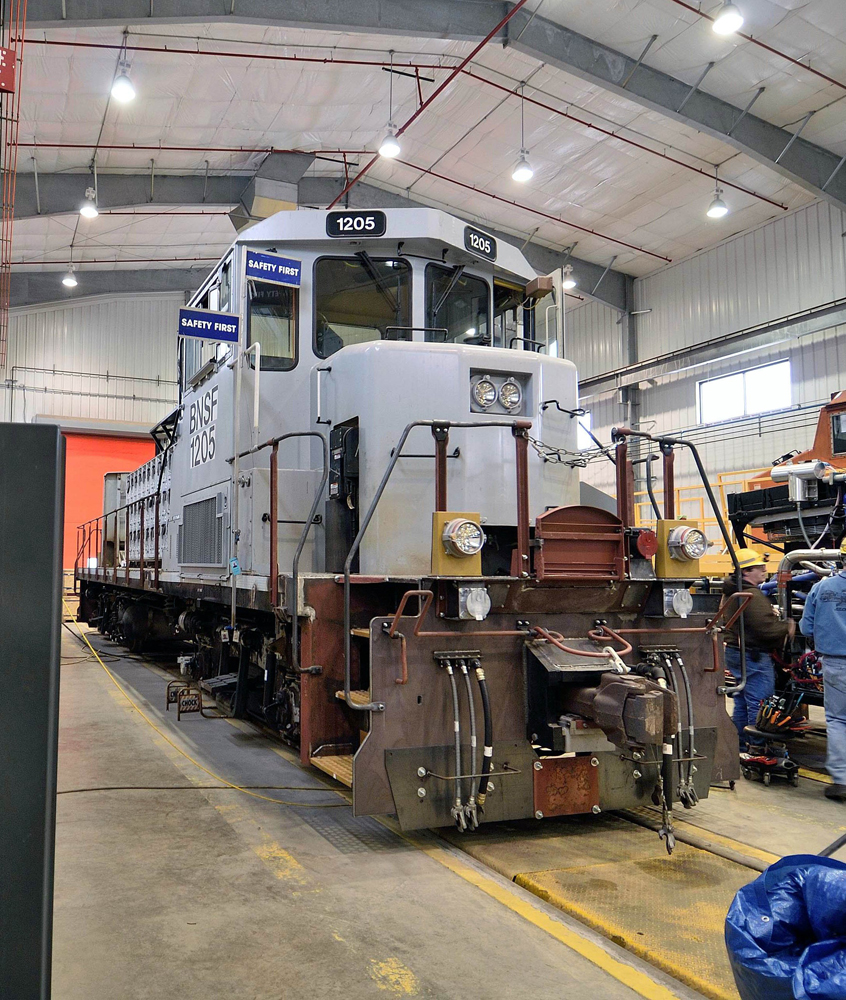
<box><xmin>326</xmin><ymin>210</ymin><xmax>387</xmax><ymax>238</ymax></box>
<box><xmin>188</xmin><ymin>384</ymin><xmax>218</xmax><ymax>469</ymax></box>
<box><xmin>464</xmin><ymin>226</ymin><xmax>497</xmax><ymax>262</ymax></box>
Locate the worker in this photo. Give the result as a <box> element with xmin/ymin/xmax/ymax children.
<box><xmin>722</xmin><ymin>548</ymin><xmax>795</xmax><ymax>748</ymax></box>
<box><xmin>799</xmin><ymin>539</ymin><xmax>846</xmax><ymax>801</ymax></box>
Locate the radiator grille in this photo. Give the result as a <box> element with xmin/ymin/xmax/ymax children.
<box><xmin>180</xmin><ymin>495</ymin><xmax>224</xmax><ymax>565</ymax></box>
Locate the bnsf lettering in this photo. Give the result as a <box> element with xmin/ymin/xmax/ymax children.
<box><xmin>189</xmin><ymin>385</ymin><xmax>219</xmax><ymax>467</ymax></box>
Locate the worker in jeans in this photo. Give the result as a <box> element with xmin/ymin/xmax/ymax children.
<box><xmin>799</xmin><ymin>540</ymin><xmax>846</xmax><ymax>801</ymax></box>
<box><xmin>723</xmin><ymin>548</ymin><xmax>794</xmax><ymax>748</ymax></box>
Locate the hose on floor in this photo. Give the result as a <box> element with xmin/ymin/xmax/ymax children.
<box><xmin>61</xmin><ymin>601</ymin><xmax>347</xmax><ymax>809</ymax></box>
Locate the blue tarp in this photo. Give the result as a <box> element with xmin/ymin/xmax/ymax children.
<box><xmin>726</xmin><ymin>855</ymin><xmax>846</xmax><ymax>999</ymax></box>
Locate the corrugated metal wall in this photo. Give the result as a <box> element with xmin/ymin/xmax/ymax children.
<box><xmin>2</xmin><ymin>293</ymin><xmax>181</xmax><ymax>425</ymax></box>
<box><xmin>566</xmin><ymin>298</ymin><xmax>623</xmax><ymax>380</ymax></box>
<box><xmin>575</xmin><ymin>201</ymin><xmax>846</xmax><ymax>506</ymax></box>
<box><xmin>635</xmin><ymin>201</ymin><xmax>846</xmax><ymax>356</ymax></box>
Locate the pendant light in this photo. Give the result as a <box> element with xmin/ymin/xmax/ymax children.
<box><xmin>712</xmin><ymin>2</ymin><xmax>744</xmax><ymax>35</ymax></box>
<box><xmin>706</xmin><ymin>167</ymin><xmax>729</xmax><ymax>218</ymax></box>
<box><xmin>62</xmin><ymin>263</ymin><xmax>77</xmax><ymax>288</ymax></box>
<box><xmin>111</xmin><ymin>33</ymin><xmax>136</xmax><ymax>103</ymax></box>
<box><xmin>378</xmin><ymin>50</ymin><xmax>401</xmax><ymax>159</ymax></box>
<box><xmin>561</xmin><ymin>264</ymin><xmax>576</xmax><ymax>290</ymax></box>
<box><xmin>80</xmin><ymin>185</ymin><xmax>98</xmax><ymax>219</ymax></box>
<box><xmin>511</xmin><ymin>83</ymin><xmax>534</xmax><ymax>183</ymax></box>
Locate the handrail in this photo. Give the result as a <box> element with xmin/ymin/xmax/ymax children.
<box><xmin>613</xmin><ymin>426</ymin><xmax>748</xmax><ymax>694</ymax></box>
<box><xmin>342</xmin><ymin>418</ymin><xmax>532</xmax><ymax>712</ymax></box>
<box><xmin>229</xmin><ymin>430</ymin><xmax>329</xmax><ymax>674</ymax></box>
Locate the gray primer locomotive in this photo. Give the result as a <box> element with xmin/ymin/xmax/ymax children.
<box><xmin>76</xmin><ymin>207</ymin><xmax>739</xmax><ymax>840</ymax></box>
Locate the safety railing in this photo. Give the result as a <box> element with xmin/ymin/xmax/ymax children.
<box><xmin>74</xmin><ymin>493</ymin><xmax>162</xmax><ymax>592</ymax></box>
<box><xmin>633</xmin><ymin>465</ymin><xmax>773</xmax><ymax>545</ymax></box>
<box><xmin>342</xmin><ymin>418</ymin><xmax>533</xmax><ymax>713</ymax></box>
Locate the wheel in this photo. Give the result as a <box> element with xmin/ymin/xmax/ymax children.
<box><xmin>729</xmin><ymin>781</ymin><xmax>736</xmax><ymax>791</ymax></box>
<box><xmin>791</xmin><ymin>774</ymin><xmax>799</xmax><ymax>787</ymax></box>
<box><xmin>742</xmin><ymin>768</ymin><xmax>752</xmax><ymax>780</ymax></box>
<box><xmin>763</xmin><ymin>772</ymin><xmax>771</xmax><ymax>787</ymax></box>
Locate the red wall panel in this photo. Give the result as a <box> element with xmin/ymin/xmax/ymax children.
<box><xmin>63</xmin><ymin>433</ymin><xmax>154</xmax><ymax>569</ymax></box>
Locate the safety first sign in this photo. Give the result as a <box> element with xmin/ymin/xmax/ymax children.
<box><xmin>245</xmin><ymin>250</ymin><xmax>302</xmax><ymax>287</ymax></box>
<box><xmin>178</xmin><ymin>307</ymin><xmax>240</xmax><ymax>344</ymax></box>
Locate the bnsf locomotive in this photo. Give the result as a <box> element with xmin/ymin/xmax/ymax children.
<box><xmin>76</xmin><ymin>207</ymin><xmax>740</xmax><ymax>841</ymax></box>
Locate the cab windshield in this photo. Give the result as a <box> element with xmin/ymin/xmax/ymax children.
<box><xmin>314</xmin><ymin>255</ymin><xmax>411</xmax><ymax>358</ymax></box>
<box><xmin>425</xmin><ymin>264</ymin><xmax>490</xmax><ymax>345</ymax></box>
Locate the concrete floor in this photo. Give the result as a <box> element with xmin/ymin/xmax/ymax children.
<box><xmin>53</xmin><ymin>629</ymin><xmax>700</xmax><ymax>1000</ymax></box>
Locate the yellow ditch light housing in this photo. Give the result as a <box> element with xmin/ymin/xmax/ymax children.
<box><xmin>655</xmin><ymin>519</ymin><xmax>708</xmax><ymax>579</ymax></box>
<box><xmin>432</xmin><ymin>512</ymin><xmax>484</xmax><ymax>576</ymax></box>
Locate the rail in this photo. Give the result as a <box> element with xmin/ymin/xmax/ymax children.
<box><xmin>74</xmin><ymin>493</ymin><xmax>156</xmax><ymax>590</ymax></box>
<box><xmin>342</xmin><ymin>418</ymin><xmax>532</xmax><ymax>712</ymax></box>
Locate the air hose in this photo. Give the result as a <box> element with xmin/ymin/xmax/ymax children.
<box><xmin>445</xmin><ymin>662</ymin><xmax>466</xmax><ymax>831</ymax></box>
<box><xmin>475</xmin><ymin>662</ymin><xmax>493</xmax><ymax>810</ymax></box>
<box><xmin>460</xmin><ymin>660</ymin><xmax>479</xmax><ymax>828</ymax></box>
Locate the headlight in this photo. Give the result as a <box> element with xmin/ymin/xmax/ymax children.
<box><xmin>471</xmin><ymin>378</ymin><xmax>497</xmax><ymax>409</ymax></box>
<box><xmin>668</xmin><ymin>525</ymin><xmax>708</xmax><ymax>561</ymax></box>
<box><xmin>442</xmin><ymin>517</ymin><xmax>486</xmax><ymax>557</ymax></box>
<box><xmin>499</xmin><ymin>378</ymin><xmax>522</xmax><ymax>411</ymax></box>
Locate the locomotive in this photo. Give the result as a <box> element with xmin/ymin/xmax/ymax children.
<box><xmin>76</xmin><ymin>207</ymin><xmax>740</xmax><ymax>841</ymax></box>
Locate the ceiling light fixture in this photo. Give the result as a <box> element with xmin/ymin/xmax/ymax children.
<box><xmin>511</xmin><ymin>83</ymin><xmax>534</xmax><ymax>183</ymax></box>
<box><xmin>561</xmin><ymin>264</ymin><xmax>577</xmax><ymax>290</ymax></box>
<box><xmin>378</xmin><ymin>49</ymin><xmax>401</xmax><ymax>159</ymax></box>
<box><xmin>712</xmin><ymin>2</ymin><xmax>744</xmax><ymax>35</ymax></box>
<box><xmin>707</xmin><ymin>189</ymin><xmax>729</xmax><ymax>218</ymax></box>
<box><xmin>80</xmin><ymin>186</ymin><xmax>98</xmax><ymax>219</ymax></box>
<box><xmin>707</xmin><ymin>166</ymin><xmax>729</xmax><ymax>218</ymax></box>
<box><xmin>111</xmin><ymin>33</ymin><xmax>136</xmax><ymax>103</ymax></box>
<box><xmin>62</xmin><ymin>264</ymin><xmax>77</xmax><ymax>288</ymax></box>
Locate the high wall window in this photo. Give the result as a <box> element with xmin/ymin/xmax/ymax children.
<box><xmin>697</xmin><ymin>360</ymin><xmax>791</xmax><ymax>425</ymax></box>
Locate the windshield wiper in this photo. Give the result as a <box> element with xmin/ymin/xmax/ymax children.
<box><xmin>355</xmin><ymin>251</ymin><xmax>399</xmax><ymax>316</ymax></box>
<box><xmin>432</xmin><ymin>264</ymin><xmax>466</xmax><ymax>318</ymax></box>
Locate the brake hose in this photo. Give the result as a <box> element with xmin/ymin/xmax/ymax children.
<box><xmin>675</xmin><ymin>653</ymin><xmax>698</xmax><ymax>807</ymax></box>
<box><xmin>660</xmin><ymin>653</ymin><xmax>685</xmax><ymax>797</ymax></box>
<box><xmin>445</xmin><ymin>661</ymin><xmax>466</xmax><ymax>831</ymax></box>
<box><xmin>475</xmin><ymin>662</ymin><xmax>493</xmax><ymax>810</ymax></box>
<box><xmin>460</xmin><ymin>660</ymin><xmax>478</xmax><ymax>827</ymax></box>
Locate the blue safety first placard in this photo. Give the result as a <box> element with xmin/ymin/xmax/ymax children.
<box><xmin>245</xmin><ymin>249</ymin><xmax>302</xmax><ymax>287</ymax></box>
<box><xmin>178</xmin><ymin>307</ymin><xmax>240</xmax><ymax>344</ymax></box>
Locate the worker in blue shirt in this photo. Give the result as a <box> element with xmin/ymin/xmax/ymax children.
<box><xmin>799</xmin><ymin>539</ymin><xmax>846</xmax><ymax>801</ymax></box>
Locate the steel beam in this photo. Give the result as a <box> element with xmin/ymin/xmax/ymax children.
<box><xmin>25</xmin><ymin>0</ymin><xmax>509</xmax><ymax>37</ymax></box>
<box><xmin>14</xmin><ymin>171</ymin><xmax>250</xmax><ymax>218</ymax></box>
<box><xmin>24</xmin><ymin>0</ymin><xmax>846</xmax><ymax>210</ymax></box>
<box><xmin>11</xmin><ymin>267</ymin><xmax>209</xmax><ymax>307</ymax></box>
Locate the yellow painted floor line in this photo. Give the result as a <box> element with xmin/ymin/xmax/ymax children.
<box><xmin>800</xmin><ymin>767</ymin><xmax>832</xmax><ymax>784</ymax></box>
<box><xmin>378</xmin><ymin>821</ymin><xmax>686</xmax><ymax>1000</ymax></box>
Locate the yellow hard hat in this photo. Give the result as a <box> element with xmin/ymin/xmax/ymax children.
<box><xmin>735</xmin><ymin>547</ymin><xmax>766</xmax><ymax>570</ymax></box>
<box><xmin>840</xmin><ymin>537</ymin><xmax>846</xmax><ymax>556</ymax></box>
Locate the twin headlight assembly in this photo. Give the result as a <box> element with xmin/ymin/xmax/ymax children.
<box><xmin>470</xmin><ymin>375</ymin><xmax>523</xmax><ymax>413</ymax></box>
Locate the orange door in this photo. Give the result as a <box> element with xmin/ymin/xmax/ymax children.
<box><xmin>63</xmin><ymin>433</ymin><xmax>155</xmax><ymax>570</ymax></box>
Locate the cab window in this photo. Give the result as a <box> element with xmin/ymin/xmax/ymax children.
<box><xmin>425</xmin><ymin>264</ymin><xmax>490</xmax><ymax>345</ymax></box>
<box><xmin>314</xmin><ymin>255</ymin><xmax>411</xmax><ymax>359</ymax></box>
<box><xmin>248</xmin><ymin>280</ymin><xmax>297</xmax><ymax>371</ymax></box>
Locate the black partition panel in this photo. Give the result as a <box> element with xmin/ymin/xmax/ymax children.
<box><xmin>0</xmin><ymin>424</ymin><xmax>64</xmax><ymax>1000</ymax></box>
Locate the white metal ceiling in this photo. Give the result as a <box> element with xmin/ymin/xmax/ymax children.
<box><xmin>14</xmin><ymin>2</ymin><xmax>845</xmax><ymax>283</ymax></box>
